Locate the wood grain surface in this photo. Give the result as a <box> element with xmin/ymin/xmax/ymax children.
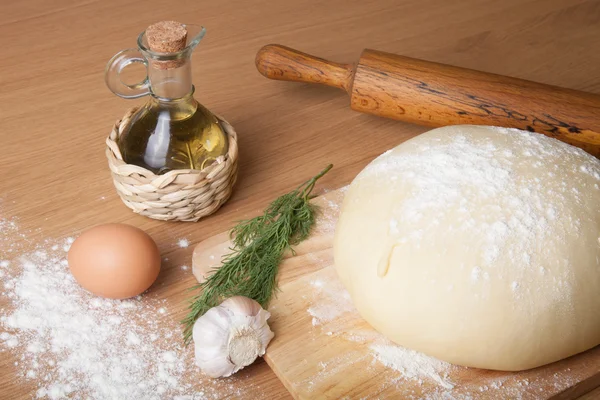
<box><xmin>1</xmin><ymin>0</ymin><xmax>600</xmax><ymax>399</ymax></box>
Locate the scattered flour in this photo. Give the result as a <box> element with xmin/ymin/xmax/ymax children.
<box><xmin>313</xmin><ymin>186</ymin><xmax>348</xmax><ymax>234</ymax></box>
<box><xmin>0</xmin><ymin>216</ymin><xmax>28</xmax><ymax>255</ymax></box>
<box><xmin>370</xmin><ymin>344</ymin><xmax>455</xmax><ymax>389</ymax></box>
<box><xmin>0</xmin><ymin>217</ymin><xmax>266</xmax><ymax>400</ymax></box>
<box><xmin>306</xmin><ymin>278</ymin><xmax>355</xmax><ymax>326</ymax></box>
<box><xmin>178</xmin><ymin>238</ymin><xmax>190</xmax><ymax>248</ymax></box>
<box><xmin>0</xmin><ymin>239</ymin><xmax>189</xmax><ymax>399</ymax></box>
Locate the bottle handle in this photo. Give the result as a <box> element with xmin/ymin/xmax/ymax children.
<box><xmin>105</xmin><ymin>48</ymin><xmax>150</xmax><ymax>99</ymax></box>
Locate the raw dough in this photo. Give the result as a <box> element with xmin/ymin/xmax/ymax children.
<box><xmin>334</xmin><ymin>125</ymin><xmax>600</xmax><ymax>371</ymax></box>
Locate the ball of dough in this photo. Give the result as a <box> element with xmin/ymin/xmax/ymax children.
<box><xmin>334</xmin><ymin>125</ymin><xmax>600</xmax><ymax>371</ymax></box>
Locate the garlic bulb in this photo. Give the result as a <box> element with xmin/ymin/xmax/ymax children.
<box><xmin>193</xmin><ymin>296</ymin><xmax>275</xmax><ymax>378</ymax></box>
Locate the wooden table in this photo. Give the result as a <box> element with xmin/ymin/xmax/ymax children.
<box><xmin>1</xmin><ymin>0</ymin><xmax>599</xmax><ymax>398</ymax></box>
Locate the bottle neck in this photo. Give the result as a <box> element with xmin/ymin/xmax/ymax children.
<box><xmin>147</xmin><ymin>59</ymin><xmax>193</xmax><ymax>99</ymax></box>
<box><xmin>147</xmin><ymin>89</ymin><xmax>198</xmax><ymax>118</ymax></box>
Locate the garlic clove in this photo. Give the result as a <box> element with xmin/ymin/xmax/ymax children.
<box><xmin>192</xmin><ymin>296</ymin><xmax>275</xmax><ymax>378</ymax></box>
<box><xmin>254</xmin><ymin>313</ymin><xmax>275</xmax><ymax>356</ymax></box>
<box><xmin>195</xmin><ymin>340</ymin><xmax>227</xmax><ymax>361</ymax></box>
<box><xmin>248</xmin><ymin>307</ymin><xmax>271</xmax><ymax>330</ymax></box>
<box><xmin>198</xmin><ymin>355</ymin><xmax>237</xmax><ymax>378</ymax></box>
<box><xmin>193</xmin><ymin>308</ymin><xmax>230</xmax><ymax>346</ymax></box>
<box><xmin>220</xmin><ymin>296</ymin><xmax>262</xmax><ymax>317</ymax></box>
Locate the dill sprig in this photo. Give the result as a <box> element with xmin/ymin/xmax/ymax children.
<box><xmin>182</xmin><ymin>164</ymin><xmax>333</xmax><ymax>344</ymax></box>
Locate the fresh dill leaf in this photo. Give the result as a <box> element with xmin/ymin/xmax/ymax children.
<box><xmin>182</xmin><ymin>164</ymin><xmax>333</xmax><ymax>344</ymax></box>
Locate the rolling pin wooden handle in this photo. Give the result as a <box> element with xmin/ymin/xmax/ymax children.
<box><xmin>256</xmin><ymin>44</ymin><xmax>353</xmax><ymax>92</ymax></box>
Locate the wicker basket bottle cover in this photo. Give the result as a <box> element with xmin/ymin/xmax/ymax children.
<box><xmin>104</xmin><ymin>21</ymin><xmax>238</xmax><ymax>222</ymax></box>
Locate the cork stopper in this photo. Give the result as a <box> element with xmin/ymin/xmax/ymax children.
<box><xmin>146</xmin><ymin>21</ymin><xmax>188</xmax><ymax>69</ymax></box>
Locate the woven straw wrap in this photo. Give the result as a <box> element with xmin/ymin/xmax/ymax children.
<box><xmin>106</xmin><ymin>107</ymin><xmax>238</xmax><ymax>222</ymax></box>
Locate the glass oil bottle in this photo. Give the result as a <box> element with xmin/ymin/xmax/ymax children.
<box><xmin>105</xmin><ymin>21</ymin><xmax>228</xmax><ymax>174</ymax></box>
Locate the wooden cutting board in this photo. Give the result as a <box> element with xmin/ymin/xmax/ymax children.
<box><xmin>192</xmin><ymin>187</ymin><xmax>600</xmax><ymax>399</ymax></box>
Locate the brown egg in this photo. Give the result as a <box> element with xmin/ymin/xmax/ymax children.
<box><xmin>68</xmin><ymin>223</ymin><xmax>161</xmax><ymax>299</ymax></box>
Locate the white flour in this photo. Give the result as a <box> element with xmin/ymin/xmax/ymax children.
<box><xmin>306</xmin><ymin>278</ymin><xmax>354</xmax><ymax>326</ymax></box>
<box><xmin>312</xmin><ymin>186</ymin><xmax>348</xmax><ymax>235</ymax></box>
<box><xmin>370</xmin><ymin>344</ymin><xmax>454</xmax><ymax>389</ymax></box>
<box><xmin>178</xmin><ymin>238</ymin><xmax>190</xmax><ymax>248</ymax></box>
<box><xmin>0</xmin><ymin>238</ymin><xmax>189</xmax><ymax>399</ymax></box>
<box><xmin>0</xmin><ymin>218</ymin><xmax>264</xmax><ymax>400</ymax></box>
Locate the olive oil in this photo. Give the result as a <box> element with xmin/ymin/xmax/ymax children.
<box><xmin>118</xmin><ymin>96</ymin><xmax>228</xmax><ymax>174</ymax></box>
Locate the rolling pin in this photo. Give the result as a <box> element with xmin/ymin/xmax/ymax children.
<box><xmin>255</xmin><ymin>44</ymin><xmax>600</xmax><ymax>157</ymax></box>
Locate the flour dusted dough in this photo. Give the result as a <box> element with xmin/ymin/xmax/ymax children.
<box><xmin>334</xmin><ymin>125</ymin><xmax>600</xmax><ymax>371</ymax></box>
